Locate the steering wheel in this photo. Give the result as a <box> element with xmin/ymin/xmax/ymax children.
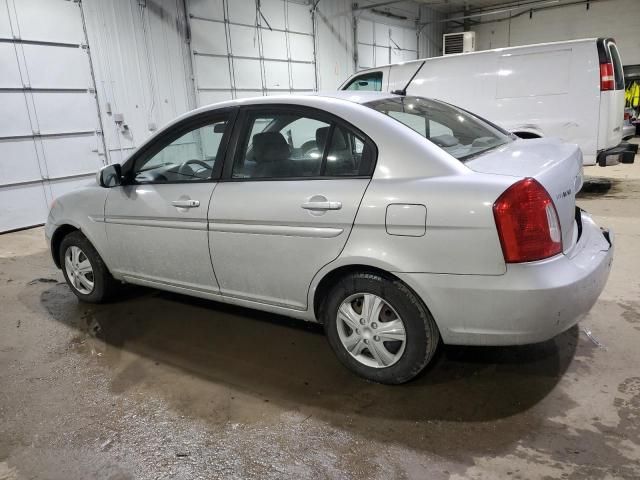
<box><xmin>179</xmin><ymin>159</ymin><xmax>212</xmax><ymax>179</ymax></box>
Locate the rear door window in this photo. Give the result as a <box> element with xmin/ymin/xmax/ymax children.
<box><xmin>231</xmin><ymin>109</ymin><xmax>375</xmax><ymax>179</ymax></box>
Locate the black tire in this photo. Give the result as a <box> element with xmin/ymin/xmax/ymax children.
<box><xmin>59</xmin><ymin>231</ymin><xmax>118</xmax><ymax>303</ymax></box>
<box><xmin>322</xmin><ymin>272</ymin><xmax>439</xmax><ymax>384</ymax></box>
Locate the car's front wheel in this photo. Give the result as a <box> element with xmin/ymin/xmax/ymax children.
<box><xmin>323</xmin><ymin>272</ymin><xmax>440</xmax><ymax>384</ymax></box>
<box><xmin>59</xmin><ymin>231</ymin><xmax>118</xmax><ymax>303</ymax></box>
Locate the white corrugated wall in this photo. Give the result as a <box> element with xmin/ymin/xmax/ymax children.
<box><xmin>81</xmin><ymin>0</ymin><xmax>195</xmax><ymax>165</ymax></box>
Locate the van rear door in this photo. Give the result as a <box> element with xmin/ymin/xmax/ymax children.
<box><xmin>387</xmin><ymin>60</ymin><xmax>424</xmax><ymax>93</ymax></box>
<box><xmin>597</xmin><ymin>38</ymin><xmax>625</xmax><ymax>150</ymax></box>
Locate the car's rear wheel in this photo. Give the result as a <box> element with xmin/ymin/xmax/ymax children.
<box><xmin>322</xmin><ymin>272</ymin><xmax>439</xmax><ymax>384</ymax></box>
<box><xmin>60</xmin><ymin>231</ymin><xmax>118</xmax><ymax>303</ymax></box>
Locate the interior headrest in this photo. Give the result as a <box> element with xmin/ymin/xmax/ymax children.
<box><xmin>252</xmin><ymin>132</ymin><xmax>289</xmax><ymax>163</ymax></box>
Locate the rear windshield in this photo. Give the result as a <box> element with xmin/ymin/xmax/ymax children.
<box><xmin>365</xmin><ymin>96</ymin><xmax>512</xmax><ymax>161</ymax></box>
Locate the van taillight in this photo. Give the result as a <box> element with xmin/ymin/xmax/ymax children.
<box><xmin>600</xmin><ymin>63</ymin><xmax>614</xmax><ymax>91</ymax></box>
<box><xmin>493</xmin><ymin>178</ymin><xmax>562</xmax><ymax>263</ymax></box>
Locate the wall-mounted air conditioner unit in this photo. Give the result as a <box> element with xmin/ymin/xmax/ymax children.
<box><xmin>443</xmin><ymin>32</ymin><xmax>476</xmax><ymax>55</ymax></box>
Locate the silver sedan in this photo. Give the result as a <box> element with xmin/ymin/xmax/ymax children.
<box><xmin>45</xmin><ymin>92</ymin><xmax>614</xmax><ymax>384</ymax></box>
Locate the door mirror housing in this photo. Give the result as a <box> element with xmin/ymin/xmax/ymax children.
<box><xmin>98</xmin><ymin>163</ymin><xmax>122</xmax><ymax>188</ymax></box>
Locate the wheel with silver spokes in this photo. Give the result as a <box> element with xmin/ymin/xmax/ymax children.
<box><xmin>337</xmin><ymin>293</ymin><xmax>406</xmax><ymax>368</ymax></box>
<box><xmin>59</xmin><ymin>231</ymin><xmax>118</xmax><ymax>303</ymax></box>
<box><xmin>323</xmin><ymin>272</ymin><xmax>440</xmax><ymax>384</ymax></box>
<box><xmin>64</xmin><ymin>246</ymin><xmax>95</xmax><ymax>295</ymax></box>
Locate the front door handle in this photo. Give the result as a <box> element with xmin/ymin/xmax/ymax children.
<box><xmin>172</xmin><ymin>199</ymin><xmax>200</xmax><ymax>208</ymax></box>
<box><xmin>301</xmin><ymin>200</ymin><xmax>342</xmax><ymax>211</ymax></box>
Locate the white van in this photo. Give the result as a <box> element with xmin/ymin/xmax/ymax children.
<box><xmin>340</xmin><ymin>38</ymin><xmax>634</xmax><ymax>166</ymax></box>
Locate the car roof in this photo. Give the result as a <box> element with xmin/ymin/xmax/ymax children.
<box><xmin>205</xmin><ymin>91</ymin><xmax>399</xmax><ymax>109</ymax></box>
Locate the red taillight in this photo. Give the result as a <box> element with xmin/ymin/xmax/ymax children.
<box><xmin>493</xmin><ymin>178</ymin><xmax>562</xmax><ymax>263</ymax></box>
<box><xmin>600</xmin><ymin>63</ymin><xmax>614</xmax><ymax>91</ymax></box>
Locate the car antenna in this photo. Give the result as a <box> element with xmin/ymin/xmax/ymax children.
<box><xmin>390</xmin><ymin>60</ymin><xmax>426</xmax><ymax>96</ymax></box>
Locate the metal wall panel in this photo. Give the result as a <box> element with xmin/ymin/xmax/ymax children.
<box><xmin>188</xmin><ymin>0</ymin><xmax>224</xmax><ymax>20</ymax></box>
<box><xmin>82</xmin><ymin>0</ymin><xmax>194</xmax><ymax>164</ymax></box>
<box><xmin>31</xmin><ymin>93</ymin><xmax>99</xmax><ymax>134</ymax></box>
<box><xmin>287</xmin><ymin>2</ymin><xmax>313</xmax><ymax>33</ymax></box>
<box><xmin>261</xmin><ymin>30</ymin><xmax>288</xmax><ymax>60</ymax></box>
<box><xmin>289</xmin><ymin>33</ymin><xmax>314</xmax><ymax>61</ymax></box>
<box><xmin>14</xmin><ymin>0</ymin><xmax>86</xmax><ymax>44</ymax></box>
<box><xmin>0</xmin><ymin>0</ymin><xmax>104</xmax><ymax>232</ymax></box>
<box><xmin>0</xmin><ymin>184</ymin><xmax>49</xmax><ymax>232</ymax></box>
<box><xmin>227</xmin><ymin>0</ymin><xmax>255</xmax><ymax>23</ymax></box>
<box><xmin>261</xmin><ymin>0</ymin><xmax>286</xmax><ymax>30</ymax></box>
<box><xmin>264</xmin><ymin>60</ymin><xmax>290</xmax><ymax>90</ymax></box>
<box><xmin>198</xmin><ymin>90</ymin><xmax>231</xmax><ymax>105</ymax></box>
<box><xmin>39</xmin><ymin>136</ymin><xmax>102</xmax><ymax>179</ymax></box>
<box><xmin>190</xmin><ymin>18</ymin><xmax>228</xmax><ymax>55</ymax></box>
<box><xmin>22</xmin><ymin>45</ymin><xmax>92</xmax><ymax>89</ymax></box>
<box><xmin>0</xmin><ymin>5</ymin><xmax>11</xmax><ymax>37</ymax></box>
<box><xmin>357</xmin><ymin>17</ymin><xmax>418</xmax><ymax>70</ymax></box>
<box><xmin>233</xmin><ymin>59</ymin><xmax>262</xmax><ymax>89</ymax></box>
<box><xmin>229</xmin><ymin>24</ymin><xmax>261</xmax><ymax>57</ymax></box>
<box><xmin>195</xmin><ymin>55</ymin><xmax>232</xmax><ymax>88</ymax></box>
<box><xmin>187</xmin><ymin>0</ymin><xmax>318</xmax><ymax>104</ymax></box>
<box><xmin>0</xmin><ymin>139</ymin><xmax>42</xmax><ymax>185</ymax></box>
<box><xmin>290</xmin><ymin>63</ymin><xmax>316</xmax><ymax>89</ymax></box>
<box><xmin>0</xmin><ymin>93</ymin><xmax>33</xmax><ymax>136</ymax></box>
<box><xmin>0</xmin><ymin>44</ymin><xmax>22</xmax><ymax>87</ymax></box>
<box><xmin>418</xmin><ymin>5</ymin><xmax>444</xmax><ymax>59</ymax></box>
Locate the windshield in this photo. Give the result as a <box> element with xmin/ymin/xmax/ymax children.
<box><xmin>365</xmin><ymin>96</ymin><xmax>512</xmax><ymax>160</ymax></box>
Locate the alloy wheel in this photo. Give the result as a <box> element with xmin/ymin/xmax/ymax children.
<box><xmin>64</xmin><ymin>246</ymin><xmax>95</xmax><ymax>295</ymax></box>
<box><xmin>336</xmin><ymin>293</ymin><xmax>407</xmax><ymax>368</ymax></box>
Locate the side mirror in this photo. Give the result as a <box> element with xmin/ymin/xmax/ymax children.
<box><xmin>98</xmin><ymin>164</ymin><xmax>122</xmax><ymax>188</ymax></box>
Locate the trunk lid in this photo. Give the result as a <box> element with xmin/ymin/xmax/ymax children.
<box><xmin>466</xmin><ymin>138</ymin><xmax>583</xmax><ymax>253</ymax></box>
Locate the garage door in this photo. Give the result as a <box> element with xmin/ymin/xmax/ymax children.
<box><xmin>187</xmin><ymin>0</ymin><xmax>317</xmax><ymax>105</ymax></box>
<box><xmin>356</xmin><ymin>18</ymin><xmax>418</xmax><ymax>70</ymax></box>
<box><xmin>0</xmin><ymin>0</ymin><xmax>104</xmax><ymax>233</ymax></box>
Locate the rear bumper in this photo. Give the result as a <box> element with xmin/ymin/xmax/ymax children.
<box><xmin>597</xmin><ymin>142</ymin><xmax>636</xmax><ymax>166</ymax></box>
<box><xmin>397</xmin><ymin>212</ymin><xmax>613</xmax><ymax>346</ymax></box>
<box><xmin>622</xmin><ymin>124</ymin><xmax>636</xmax><ymax>140</ymax></box>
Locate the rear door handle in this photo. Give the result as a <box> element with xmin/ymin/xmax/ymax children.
<box><xmin>301</xmin><ymin>201</ymin><xmax>342</xmax><ymax>211</ymax></box>
<box><xmin>172</xmin><ymin>199</ymin><xmax>200</xmax><ymax>208</ymax></box>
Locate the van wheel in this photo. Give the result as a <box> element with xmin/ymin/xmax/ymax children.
<box><xmin>59</xmin><ymin>231</ymin><xmax>118</xmax><ymax>303</ymax></box>
<box><xmin>322</xmin><ymin>272</ymin><xmax>440</xmax><ymax>384</ymax></box>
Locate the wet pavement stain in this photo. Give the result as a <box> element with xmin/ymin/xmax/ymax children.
<box><xmin>577</xmin><ymin>177</ymin><xmax>640</xmax><ymax>200</ymax></box>
<box><xmin>618</xmin><ymin>301</ymin><xmax>640</xmax><ymax>329</ymax></box>
<box><xmin>37</xmin><ymin>284</ymin><xmax>579</xmax><ymax>454</ymax></box>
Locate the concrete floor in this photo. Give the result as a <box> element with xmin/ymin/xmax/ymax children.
<box><xmin>1</xmin><ymin>156</ymin><xmax>640</xmax><ymax>480</ymax></box>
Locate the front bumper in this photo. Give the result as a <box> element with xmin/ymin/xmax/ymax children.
<box><xmin>396</xmin><ymin>212</ymin><xmax>613</xmax><ymax>346</ymax></box>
